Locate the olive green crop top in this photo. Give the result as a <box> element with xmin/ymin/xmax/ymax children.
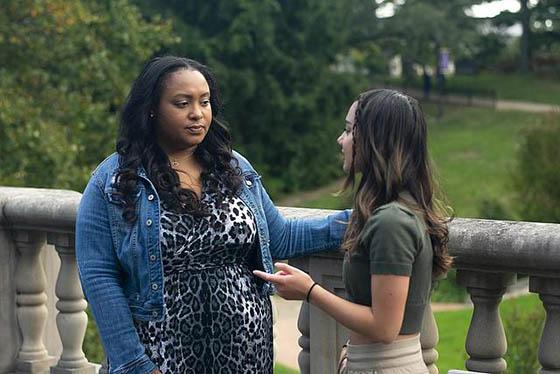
<box><xmin>342</xmin><ymin>198</ymin><xmax>433</xmax><ymax>334</ymax></box>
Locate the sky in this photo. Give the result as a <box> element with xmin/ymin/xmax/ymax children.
<box><xmin>468</xmin><ymin>0</ymin><xmax>521</xmax><ymax>17</ymax></box>
<box><xmin>376</xmin><ymin>0</ymin><xmax>524</xmax><ymax>36</ymax></box>
<box><xmin>376</xmin><ymin>0</ymin><xmax>521</xmax><ymax>18</ymax></box>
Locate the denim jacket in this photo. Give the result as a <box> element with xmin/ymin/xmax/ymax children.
<box><xmin>76</xmin><ymin>151</ymin><xmax>350</xmax><ymax>374</ymax></box>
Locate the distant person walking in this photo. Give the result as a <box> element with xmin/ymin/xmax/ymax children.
<box><xmin>422</xmin><ymin>70</ymin><xmax>431</xmax><ymax>100</ymax></box>
<box><xmin>255</xmin><ymin>89</ymin><xmax>452</xmax><ymax>374</ymax></box>
<box><xmin>437</xmin><ymin>72</ymin><xmax>446</xmax><ymax>96</ymax></box>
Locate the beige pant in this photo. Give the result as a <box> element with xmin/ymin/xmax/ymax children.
<box><xmin>338</xmin><ymin>335</ymin><xmax>428</xmax><ymax>374</ymax></box>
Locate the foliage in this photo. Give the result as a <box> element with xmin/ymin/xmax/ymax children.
<box><xmin>377</xmin><ymin>0</ymin><xmax>480</xmax><ymax>80</ymax></box>
<box><xmin>83</xmin><ymin>307</ymin><xmax>104</xmax><ymax>364</ymax></box>
<box><xmin>478</xmin><ymin>198</ymin><xmax>513</xmax><ymax>220</ymax></box>
<box><xmin>431</xmin><ymin>269</ymin><xmax>467</xmax><ymax>303</ymax></box>
<box><xmin>503</xmin><ymin>302</ymin><xmax>544</xmax><ymax>373</ymax></box>
<box><xmin>129</xmin><ymin>0</ymin><xmax>376</xmax><ymax>196</ymax></box>
<box><xmin>513</xmin><ymin>113</ymin><xmax>560</xmax><ymax>223</ymax></box>
<box><xmin>455</xmin><ymin>32</ymin><xmax>511</xmax><ymax>73</ymax></box>
<box><xmin>490</xmin><ymin>0</ymin><xmax>560</xmax><ymax>73</ymax></box>
<box><xmin>0</xmin><ymin>0</ymin><xmax>176</xmax><ymax>191</ymax></box>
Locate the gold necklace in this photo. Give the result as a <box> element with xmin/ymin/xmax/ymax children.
<box><xmin>169</xmin><ymin>152</ymin><xmax>195</xmax><ymax>167</ymax></box>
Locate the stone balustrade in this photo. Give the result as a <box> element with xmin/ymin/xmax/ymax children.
<box><xmin>0</xmin><ymin>187</ymin><xmax>95</xmax><ymax>374</ymax></box>
<box><xmin>1</xmin><ymin>188</ymin><xmax>559</xmax><ymax>374</ymax></box>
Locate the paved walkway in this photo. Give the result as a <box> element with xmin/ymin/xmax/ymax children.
<box><xmin>402</xmin><ymin>87</ymin><xmax>559</xmax><ymax>113</ymax></box>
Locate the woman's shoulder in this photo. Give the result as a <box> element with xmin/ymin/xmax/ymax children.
<box><xmin>359</xmin><ymin>200</ymin><xmax>425</xmax><ymax>256</ymax></box>
<box><xmin>373</xmin><ymin>200</ymin><xmax>416</xmax><ymax>220</ymax></box>
<box><xmin>232</xmin><ymin>150</ymin><xmax>256</xmax><ymax>173</ymax></box>
<box><xmin>367</xmin><ymin>200</ymin><xmax>422</xmax><ymax>235</ymax></box>
<box><xmin>89</xmin><ymin>152</ymin><xmax>120</xmax><ymax>186</ymax></box>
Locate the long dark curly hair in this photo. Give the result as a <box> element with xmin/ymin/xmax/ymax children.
<box><xmin>115</xmin><ymin>56</ymin><xmax>243</xmax><ymax>222</ymax></box>
<box><xmin>342</xmin><ymin>89</ymin><xmax>452</xmax><ymax>277</ymax></box>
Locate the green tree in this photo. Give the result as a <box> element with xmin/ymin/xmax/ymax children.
<box><xmin>513</xmin><ymin>113</ymin><xmax>560</xmax><ymax>223</ymax></box>
<box><xmin>377</xmin><ymin>0</ymin><xmax>481</xmax><ymax>81</ymax></box>
<box><xmin>490</xmin><ymin>0</ymin><xmax>560</xmax><ymax>73</ymax></box>
<box><xmin>132</xmin><ymin>0</ymin><xmax>376</xmax><ymax>195</ymax></box>
<box><xmin>0</xmin><ymin>0</ymin><xmax>177</xmax><ymax>190</ymax></box>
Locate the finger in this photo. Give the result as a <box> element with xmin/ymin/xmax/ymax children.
<box><xmin>253</xmin><ymin>270</ymin><xmax>273</xmax><ymax>281</ymax></box>
<box><xmin>253</xmin><ymin>270</ymin><xmax>286</xmax><ymax>284</ymax></box>
<box><xmin>274</xmin><ymin>262</ymin><xmax>296</xmax><ymax>273</ymax></box>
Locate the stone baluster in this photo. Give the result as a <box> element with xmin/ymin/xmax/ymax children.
<box><xmin>48</xmin><ymin>233</ymin><xmax>95</xmax><ymax>374</ymax></box>
<box><xmin>529</xmin><ymin>277</ymin><xmax>560</xmax><ymax>374</ymax></box>
<box><xmin>421</xmin><ymin>302</ymin><xmax>439</xmax><ymax>374</ymax></box>
<box><xmin>297</xmin><ymin>301</ymin><xmax>310</xmax><ymax>374</ymax></box>
<box><xmin>421</xmin><ymin>277</ymin><xmax>443</xmax><ymax>374</ymax></box>
<box><xmin>14</xmin><ymin>230</ymin><xmax>56</xmax><ymax>373</ymax></box>
<box><xmin>457</xmin><ymin>270</ymin><xmax>515</xmax><ymax>373</ymax></box>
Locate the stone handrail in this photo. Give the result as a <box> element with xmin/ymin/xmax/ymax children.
<box><xmin>1</xmin><ymin>188</ymin><xmax>559</xmax><ymax>374</ymax></box>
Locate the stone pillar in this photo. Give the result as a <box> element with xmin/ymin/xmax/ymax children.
<box><xmin>14</xmin><ymin>230</ymin><xmax>56</xmax><ymax>373</ymax></box>
<box><xmin>421</xmin><ymin>277</ymin><xmax>443</xmax><ymax>374</ymax></box>
<box><xmin>291</xmin><ymin>254</ymin><xmax>348</xmax><ymax>374</ymax></box>
<box><xmin>297</xmin><ymin>301</ymin><xmax>310</xmax><ymax>374</ymax></box>
<box><xmin>48</xmin><ymin>233</ymin><xmax>95</xmax><ymax>374</ymax></box>
<box><xmin>421</xmin><ymin>302</ymin><xmax>439</xmax><ymax>374</ymax></box>
<box><xmin>457</xmin><ymin>270</ymin><xmax>516</xmax><ymax>374</ymax></box>
<box><xmin>529</xmin><ymin>277</ymin><xmax>560</xmax><ymax>374</ymax></box>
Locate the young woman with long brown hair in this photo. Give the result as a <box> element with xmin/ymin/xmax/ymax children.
<box><xmin>254</xmin><ymin>89</ymin><xmax>452</xmax><ymax>374</ymax></box>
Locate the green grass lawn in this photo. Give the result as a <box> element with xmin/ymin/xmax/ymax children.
<box><xmin>424</xmin><ymin>104</ymin><xmax>545</xmax><ymax>219</ymax></box>
<box><xmin>445</xmin><ymin>72</ymin><xmax>560</xmax><ymax>105</ymax></box>
<box><xmin>274</xmin><ymin>363</ymin><xmax>299</xmax><ymax>374</ymax></box>
<box><xmin>295</xmin><ymin>104</ymin><xmax>546</xmax><ymax>219</ymax></box>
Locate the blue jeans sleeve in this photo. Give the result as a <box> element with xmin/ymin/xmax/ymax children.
<box><xmin>259</xmin><ymin>179</ymin><xmax>351</xmax><ymax>259</ymax></box>
<box><xmin>76</xmin><ymin>178</ymin><xmax>157</xmax><ymax>374</ymax></box>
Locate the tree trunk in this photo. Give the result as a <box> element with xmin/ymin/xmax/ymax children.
<box><xmin>520</xmin><ymin>0</ymin><xmax>531</xmax><ymax>73</ymax></box>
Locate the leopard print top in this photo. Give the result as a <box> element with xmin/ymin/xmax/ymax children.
<box><xmin>135</xmin><ymin>179</ymin><xmax>273</xmax><ymax>373</ymax></box>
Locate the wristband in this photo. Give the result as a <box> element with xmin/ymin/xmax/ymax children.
<box><xmin>306</xmin><ymin>282</ymin><xmax>319</xmax><ymax>303</ymax></box>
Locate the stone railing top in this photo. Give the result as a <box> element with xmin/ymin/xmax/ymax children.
<box><xmin>449</xmin><ymin>217</ymin><xmax>560</xmax><ymax>277</ymax></box>
<box><xmin>280</xmin><ymin>208</ymin><xmax>560</xmax><ymax>277</ymax></box>
<box><xmin>0</xmin><ymin>187</ymin><xmax>81</xmax><ymax>233</ymax></box>
<box><xmin>0</xmin><ymin>188</ymin><xmax>558</xmax><ymax>277</ymax></box>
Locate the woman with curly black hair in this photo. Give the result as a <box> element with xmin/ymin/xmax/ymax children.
<box><xmin>255</xmin><ymin>89</ymin><xmax>452</xmax><ymax>374</ymax></box>
<box><xmin>76</xmin><ymin>56</ymin><xmax>350</xmax><ymax>374</ymax></box>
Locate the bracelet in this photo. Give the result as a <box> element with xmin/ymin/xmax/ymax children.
<box><xmin>306</xmin><ymin>282</ymin><xmax>319</xmax><ymax>303</ymax></box>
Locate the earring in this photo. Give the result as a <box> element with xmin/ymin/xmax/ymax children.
<box><xmin>149</xmin><ymin>112</ymin><xmax>155</xmax><ymax>119</ymax></box>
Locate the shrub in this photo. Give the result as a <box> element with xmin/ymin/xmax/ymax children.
<box><xmin>503</xmin><ymin>303</ymin><xmax>545</xmax><ymax>373</ymax></box>
<box><xmin>478</xmin><ymin>198</ymin><xmax>513</xmax><ymax>221</ymax></box>
<box><xmin>83</xmin><ymin>308</ymin><xmax>104</xmax><ymax>364</ymax></box>
<box><xmin>431</xmin><ymin>269</ymin><xmax>467</xmax><ymax>303</ymax></box>
<box><xmin>513</xmin><ymin>113</ymin><xmax>560</xmax><ymax>223</ymax></box>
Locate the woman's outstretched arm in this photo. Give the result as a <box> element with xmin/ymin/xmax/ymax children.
<box><xmin>254</xmin><ymin>262</ymin><xmax>409</xmax><ymax>343</ymax></box>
